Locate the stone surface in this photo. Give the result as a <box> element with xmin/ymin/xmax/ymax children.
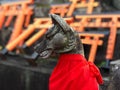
<box><xmin>0</xmin><ymin>56</ymin><xmax>54</xmax><ymax>90</ymax></box>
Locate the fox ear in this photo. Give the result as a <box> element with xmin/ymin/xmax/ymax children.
<box><xmin>49</xmin><ymin>14</ymin><xmax>71</xmax><ymax>33</ymax></box>
<box><xmin>49</xmin><ymin>14</ymin><xmax>57</xmax><ymax>24</ymax></box>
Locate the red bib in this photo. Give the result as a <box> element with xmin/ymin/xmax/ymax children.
<box><xmin>49</xmin><ymin>54</ymin><xmax>103</xmax><ymax>90</ymax></box>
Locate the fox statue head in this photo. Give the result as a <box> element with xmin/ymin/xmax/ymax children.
<box><xmin>34</xmin><ymin>14</ymin><xmax>84</xmax><ymax>58</ymax></box>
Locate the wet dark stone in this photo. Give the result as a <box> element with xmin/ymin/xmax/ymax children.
<box><xmin>0</xmin><ymin>58</ymin><xmax>53</xmax><ymax>90</ymax></box>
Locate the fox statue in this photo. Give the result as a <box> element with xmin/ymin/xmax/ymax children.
<box><xmin>34</xmin><ymin>14</ymin><xmax>103</xmax><ymax>90</ymax></box>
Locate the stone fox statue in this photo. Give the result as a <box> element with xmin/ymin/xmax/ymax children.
<box><xmin>34</xmin><ymin>14</ymin><xmax>103</xmax><ymax>90</ymax></box>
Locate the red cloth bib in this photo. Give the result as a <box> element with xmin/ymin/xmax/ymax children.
<box><xmin>49</xmin><ymin>54</ymin><xmax>103</xmax><ymax>90</ymax></box>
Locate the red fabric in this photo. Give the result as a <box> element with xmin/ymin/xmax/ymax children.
<box><xmin>49</xmin><ymin>54</ymin><xmax>103</xmax><ymax>90</ymax></box>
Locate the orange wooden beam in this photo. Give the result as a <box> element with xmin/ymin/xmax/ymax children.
<box><xmin>106</xmin><ymin>17</ymin><xmax>118</xmax><ymax>60</ymax></box>
<box><xmin>67</xmin><ymin>0</ymin><xmax>99</xmax><ymax>16</ymax></box>
<box><xmin>6</xmin><ymin>24</ymin><xmax>35</xmax><ymax>51</ymax></box>
<box><xmin>73</xmin><ymin>14</ymin><xmax>120</xmax><ymax>61</ymax></box>
<box><xmin>50</xmin><ymin>3</ymin><xmax>69</xmax><ymax>17</ymax></box>
<box><xmin>7</xmin><ymin>12</ymin><xmax>25</xmax><ymax>44</ymax></box>
<box><xmin>4</xmin><ymin>17</ymin><xmax>73</xmax><ymax>51</ymax></box>
<box><xmin>0</xmin><ymin>5</ymin><xmax>9</xmax><ymax>29</ymax></box>
<box><xmin>80</xmin><ymin>33</ymin><xmax>104</xmax><ymax>62</ymax></box>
